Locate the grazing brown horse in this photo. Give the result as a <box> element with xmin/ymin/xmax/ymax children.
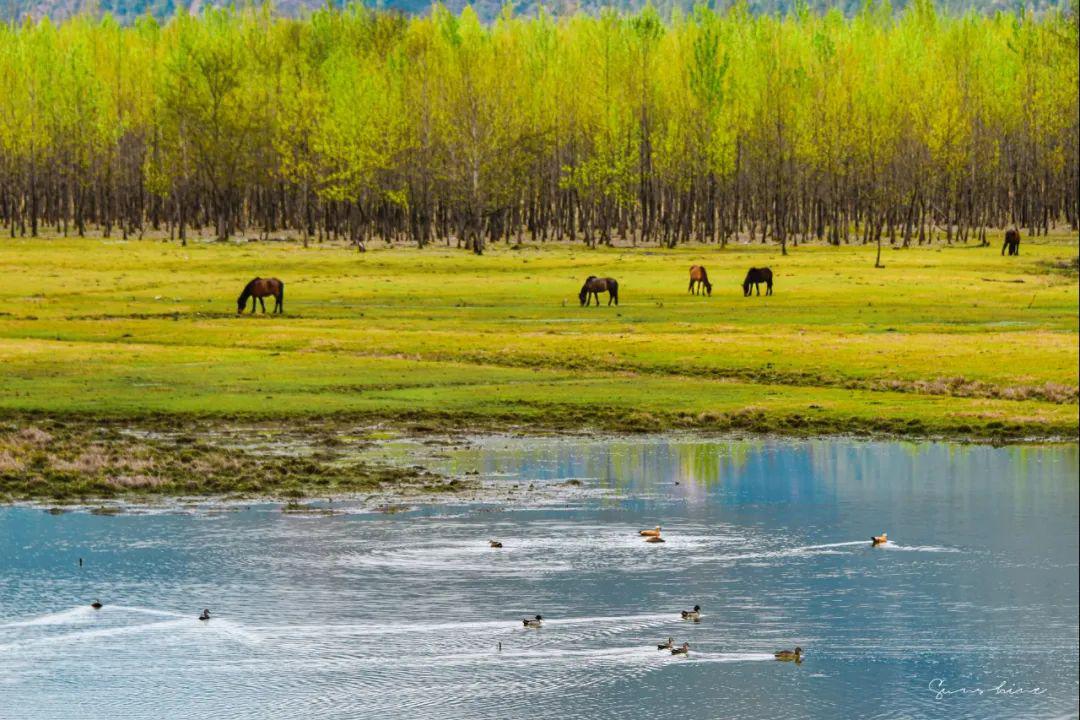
<box><xmin>237</xmin><ymin>277</ymin><xmax>285</xmax><ymax>314</ymax></box>
<box><xmin>742</xmin><ymin>267</ymin><xmax>773</xmax><ymax>296</ymax></box>
<box><xmin>579</xmin><ymin>276</ymin><xmax>619</xmax><ymax>306</ymax></box>
<box><xmin>1002</xmin><ymin>228</ymin><xmax>1021</xmax><ymax>256</ymax></box>
<box><xmin>688</xmin><ymin>265</ymin><xmax>712</xmax><ymax>296</ymax></box>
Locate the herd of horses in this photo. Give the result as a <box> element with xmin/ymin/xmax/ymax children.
<box><xmin>235</xmin><ymin>266</ymin><xmax>771</xmax><ymax>315</ymax></box>
<box><xmin>236</xmin><ymin>228</ymin><xmax>1022</xmax><ymax>313</ymax></box>
<box><xmin>577</xmin><ymin>266</ymin><xmax>773</xmax><ymax>306</ymax></box>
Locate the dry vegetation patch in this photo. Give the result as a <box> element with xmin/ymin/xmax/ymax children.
<box><xmin>0</xmin><ymin>419</ymin><xmax>446</xmax><ymax>503</ymax></box>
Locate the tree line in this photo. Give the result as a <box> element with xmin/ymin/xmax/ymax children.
<box><xmin>0</xmin><ymin>1</ymin><xmax>1076</xmax><ymax>254</ymax></box>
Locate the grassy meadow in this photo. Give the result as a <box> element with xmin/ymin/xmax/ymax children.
<box><xmin>0</xmin><ymin>234</ymin><xmax>1077</xmax><ymax>441</ymax></box>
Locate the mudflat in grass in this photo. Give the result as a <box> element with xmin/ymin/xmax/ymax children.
<box><xmin>0</xmin><ymin>233</ymin><xmax>1077</xmax><ymax>443</ymax></box>
<box><xmin>0</xmin><ymin>418</ymin><xmax>456</xmax><ymax>502</ymax></box>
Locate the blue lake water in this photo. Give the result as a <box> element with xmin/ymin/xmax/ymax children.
<box><xmin>1</xmin><ymin>437</ymin><xmax>1078</xmax><ymax>719</ymax></box>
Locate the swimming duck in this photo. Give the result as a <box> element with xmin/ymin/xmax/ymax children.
<box><xmin>639</xmin><ymin>526</ymin><xmax>662</xmax><ymax>537</ymax></box>
<box><xmin>645</xmin><ymin>536</ymin><xmax>666</xmax><ymax>543</ymax></box>
<box><xmin>680</xmin><ymin>605</ymin><xmax>701</xmax><ymax>620</ymax></box>
<box><xmin>198</xmin><ymin>609</ymin><xmax>211</xmax><ymax>621</ymax></box>
<box><xmin>522</xmin><ymin>614</ymin><xmax>543</xmax><ymax>628</ymax></box>
<box><xmin>871</xmin><ymin>533</ymin><xmax>888</xmax><ymax>546</ymax></box>
<box><xmin>657</xmin><ymin>637</ymin><xmax>674</xmax><ymax>650</ymax></box>
<box><xmin>671</xmin><ymin>642</ymin><xmax>690</xmax><ymax>656</ymax></box>
<box><xmin>489</xmin><ymin>540</ymin><xmax>503</xmax><ymax>548</ymax></box>
<box><xmin>774</xmin><ymin>647</ymin><xmax>802</xmax><ymax>662</ymax></box>
<box><xmin>90</xmin><ymin>600</ymin><xmax>103</xmax><ymax>610</ymax></box>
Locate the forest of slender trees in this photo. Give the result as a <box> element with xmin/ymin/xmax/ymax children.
<box><xmin>0</xmin><ymin>1</ymin><xmax>1076</xmax><ymax>253</ymax></box>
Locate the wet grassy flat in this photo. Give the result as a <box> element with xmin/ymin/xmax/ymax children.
<box><xmin>0</xmin><ymin>234</ymin><xmax>1076</xmax><ymax>440</ymax></box>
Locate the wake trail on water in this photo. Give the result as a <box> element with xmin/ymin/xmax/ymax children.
<box><xmin>249</xmin><ymin>612</ymin><xmax>677</xmax><ymax>639</ymax></box>
<box><xmin>797</xmin><ymin>541</ymin><xmax>871</xmax><ymax>550</ymax></box>
<box><xmin>714</xmin><ymin>539</ymin><xmax>961</xmax><ymax>562</ymax></box>
<box><xmin>0</xmin><ymin>618</ymin><xmax>191</xmax><ymax>653</ymax></box>
<box><xmin>0</xmin><ymin>605</ymin><xmax>261</xmax><ymax>653</ymax></box>
<box><xmin>0</xmin><ymin>606</ymin><xmax>94</xmax><ymax>628</ymax></box>
<box><xmin>0</xmin><ymin>604</ymin><xmax>188</xmax><ymax>629</ymax></box>
<box><xmin>877</xmin><ymin>543</ymin><xmax>961</xmax><ymax>553</ymax></box>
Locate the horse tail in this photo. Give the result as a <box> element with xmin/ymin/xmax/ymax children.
<box><xmin>609</xmin><ymin>279</ymin><xmax>619</xmax><ymax>305</ymax></box>
<box><xmin>278</xmin><ymin>280</ymin><xmax>284</xmax><ymax>312</ymax></box>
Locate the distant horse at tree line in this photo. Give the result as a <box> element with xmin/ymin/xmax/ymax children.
<box><xmin>688</xmin><ymin>265</ymin><xmax>712</xmax><ymax>296</ymax></box>
<box><xmin>1002</xmin><ymin>228</ymin><xmax>1021</xmax><ymax>256</ymax></box>
<box><xmin>579</xmin><ymin>276</ymin><xmax>619</xmax><ymax>306</ymax></box>
<box><xmin>237</xmin><ymin>277</ymin><xmax>284</xmax><ymax>314</ymax></box>
<box><xmin>742</xmin><ymin>267</ymin><xmax>773</xmax><ymax>296</ymax></box>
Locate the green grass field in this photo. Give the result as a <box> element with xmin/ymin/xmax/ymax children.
<box><xmin>1</xmin><ymin>234</ymin><xmax>1077</xmax><ymax>439</ymax></box>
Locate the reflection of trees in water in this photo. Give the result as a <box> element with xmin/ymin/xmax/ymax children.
<box><xmin>807</xmin><ymin>440</ymin><xmax>1079</xmax><ymax>506</ymax></box>
<box><xmin>463</xmin><ymin>438</ymin><xmax>765</xmax><ymax>493</ymax></box>
<box><xmin>442</xmin><ymin>437</ymin><xmax>1079</xmax><ymax>510</ymax></box>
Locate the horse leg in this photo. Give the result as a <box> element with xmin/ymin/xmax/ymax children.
<box><xmin>249</xmin><ymin>297</ymin><xmax>256</xmax><ymax>314</ymax></box>
<box><xmin>259</xmin><ymin>297</ymin><xmax>266</xmax><ymax>313</ymax></box>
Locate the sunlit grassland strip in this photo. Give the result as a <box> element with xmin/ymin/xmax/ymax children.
<box><xmin>0</xmin><ymin>235</ymin><xmax>1076</xmax><ymax>438</ymax></box>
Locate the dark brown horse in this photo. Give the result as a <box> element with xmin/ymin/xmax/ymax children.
<box><xmin>237</xmin><ymin>277</ymin><xmax>284</xmax><ymax>314</ymax></box>
<box><xmin>742</xmin><ymin>267</ymin><xmax>773</xmax><ymax>296</ymax></box>
<box><xmin>1002</xmin><ymin>228</ymin><xmax>1021</xmax><ymax>256</ymax></box>
<box><xmin>579</xmin><ymin>276</ymin><xmax>619</xmax><ymax>306</ymax></box>
<box><xmin>688</xmin><ymin>265</ymin><xmax>712</xmax><ymax>296</ymax></box>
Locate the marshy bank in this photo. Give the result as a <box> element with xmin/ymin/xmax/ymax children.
<box><xmin>0</xmin><ymin>416</ymin><xmax>469</xmax><ymax>505</ymax></box>
<box><xmin>1</xmin><ymin>413</ymin><xmax>1075</xmax><ymax>505</ymax></box>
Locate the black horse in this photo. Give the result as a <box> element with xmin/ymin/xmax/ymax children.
<box><xmin>1002</xmin><ymin>228</ymin><xmax>1021</xmax><ymax>256</ymax></box>
<box><xmin>742</xmin><ymin>268</ymin><xmax>773</xmax><ymax>296</ymax></box>
<box><xmin>579</xmin><ymin>276</ymin><xmax>619</xmax><ymax>306</ymax></box>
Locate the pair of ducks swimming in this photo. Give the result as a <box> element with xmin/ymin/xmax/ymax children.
<box><xmin>525</xmin><ymin>605</ymin><xmax>698</xmax><ymax>630</ymax></box>
<box><xmin>659</xmin><ymin>637</ymin><xmax>803</xmax><ymax>662</ymax></box>
<box><xmin>524</xmin><ymin>607</ymin><xmax>695</xmax><ymax>628</ymax></box>
<box><xmin>640</xmin><ymin>526</ymin><xmax>665</xmax><ymax>544</ymax></box>
<box><xmin>657</xmin><ymin>638</ymin><xmax>691</xmax><ymax>655</ymax></box>
<box><xmin>90</xmin><ymin>601</ymin><xmax>210</xmax><ymax>621</ymax></box>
